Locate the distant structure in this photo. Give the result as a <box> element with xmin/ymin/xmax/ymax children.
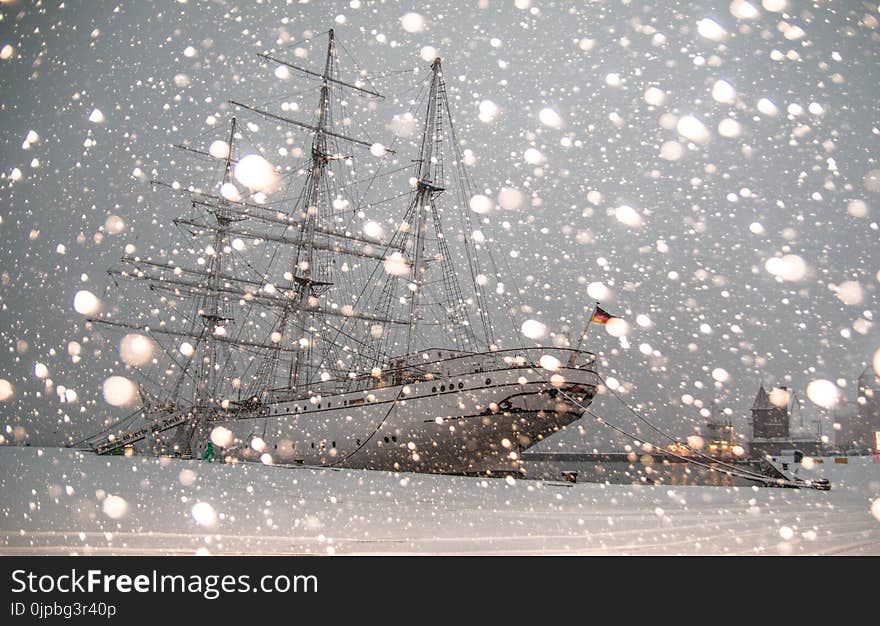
<box><xmin>748</xmin><ymin>385</ymin><xmax>822</xmax><ymax>458</ymax></box>
<box><xmin>704</xmin><ymin>411</ymin><xmax>739</xmax><ymax>458</ymax></box>
<box><xmin>831</xmin><ymin>400</ymin><xmax>859</xmax><ymax>450</ymax></box>
<box><xmin>751</xmin><ymin>386</ymin><xmax>789</xmax><ymax>440</ymax></box>
<box><xmin>840</xmin><ymin>367</ymin><xmax>880</xmax><ymax>452</ymax></box>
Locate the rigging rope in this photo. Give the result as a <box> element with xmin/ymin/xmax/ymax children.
<box><xmin>473</xmin><ymin>211</ymin><xmax>817</xmax><ymax>488</ymax></box>
<box><xmin>275</xmin><ymin>30</ymin><xmax>331</xmax><ymax>53</ymax></box>
<box><xmin>593</xmin><ymin>371</ymin><xmax>787</xmax><ymax>484</ymax></box>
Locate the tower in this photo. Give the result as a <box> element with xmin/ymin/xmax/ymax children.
<box><xmin>857</xmin><ymin>367</ymin><xmax>880</xmax><ymax>450</ymax></box>
<box><xmin>751</xmin><ymin>385</ymin><xmax>790</xmax><ymax>440</ymax></box>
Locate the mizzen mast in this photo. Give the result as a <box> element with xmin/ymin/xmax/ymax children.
<box><xmin>178</xmin><ymin>115</ymin><xmax>239</xmax><ymax>453</ymax></box>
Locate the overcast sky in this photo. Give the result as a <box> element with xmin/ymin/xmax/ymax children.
<box><xmin>1</xmin><ymin>0</ymin><xmax>878</xmax><ymax>451</ymax></box>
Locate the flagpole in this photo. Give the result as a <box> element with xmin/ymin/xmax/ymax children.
<box><xmin>568</xmin><ymin>301</ymin><xmax>599</xmax><ymax>366</ymax></box>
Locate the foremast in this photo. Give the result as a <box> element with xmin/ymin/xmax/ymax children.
<box><xmin>405</xmin><ymin>58</ymin><xmax>445</xmax><ymax>354</ymax></box>
<box><xmin>358</xmin><ymin>57</ymin><xmax>495</xmax><ymax>375</ymax></box>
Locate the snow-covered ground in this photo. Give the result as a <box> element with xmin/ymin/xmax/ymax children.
<box><xmin>1</xmin><ymin>446</ymin><xmax>879</xmax><ymax>555</ymax></box>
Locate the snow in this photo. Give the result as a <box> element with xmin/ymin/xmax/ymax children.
<box><xmin>233</xmin><ymin>154</ymin><xmax>279</xmax><ymax>193</ymax></box>
<box><xmin>521</xmin><ymin>319</ymin><xmax>547</xmax><ymax>341</ymax></box>
<box><xmin>72</xmin><ymin>289</ymin><xmax>101</xmax><ymax>315</ymax></box>
<box><xmin>101</xmin><ymin>376</ymin><xmax>138</xmax><ymax>407</ymax></box>
<box><xmin>0</xmin><ymin>379</ymin><xmax>13</xmax><ymax>402</ymax></box>
<box><xmin>0</xmin><ymin>0</ymin><xmax>878</xmax><ymax>557</ymax></box>
<box><xmin>2</xmin><ymin>447</ymin><xmax>878</xmax><ymax>555</ymax></box>
<box><xmin>805</xmin><ymin>379</ymin><xmax>842</xmax><ymax>409</ymax></box>
<box><xmin>119</xmin><ymin>333</ymin><xmax>155</xmax><ymax>366</ymax></box>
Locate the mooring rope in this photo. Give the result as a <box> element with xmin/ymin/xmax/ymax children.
<box><xmin>525</xmin><ymin>359</ymin><xmax>818</xmax><ymax>489</ymax></box>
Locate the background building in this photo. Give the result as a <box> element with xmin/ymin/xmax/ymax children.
<box><xmin>748</xmin><ymin>385</ymin><xmax>822</xmax><ymax>458</ymax></box>
<box><xmin>847</xmin><ymin>368</ymin><xmax>880</xmax><ymax>452</ymax></box>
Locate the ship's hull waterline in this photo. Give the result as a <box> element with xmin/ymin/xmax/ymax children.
<box><xmin>184</xmin><ymin>349</ymin><xmax>599</xmax><ymax>475</ymax></box>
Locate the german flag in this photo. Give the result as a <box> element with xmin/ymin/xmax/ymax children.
<box><xmin>589</xmin><ymin>306</ymin><xmax>613</xmax><ymax>324</ymax></box>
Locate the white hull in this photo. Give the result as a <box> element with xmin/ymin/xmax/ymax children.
<box><xmin>191</xmin><ymin>349</ymin><xmax>599</xmax><ymax>475</ymax></box>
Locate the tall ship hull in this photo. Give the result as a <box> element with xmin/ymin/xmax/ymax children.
<box><xmin>195</xmin><ymin>349</ymin><xmax>598</xmax><ymax>474</ymax></box>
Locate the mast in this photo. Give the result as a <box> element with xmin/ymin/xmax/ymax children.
<box><xmin>405</xmin><ymin>58</ymin><xmax>443</xmax><ymax>355</ymax></box>
<box><xmin>222</xmin><ymin>117</ymin><xmax>237</xmax><ymax>183</ymax></box>
<box><xmin>178</xmin><ymin>116</ymin><xmax>238</xmax><ymax>454</ymax></box>
<box><xmin>287</xmin><ymin>29</ymin><xmax>336</xmax><ymax>391</ymax></box>
<box><xmin>149</xmin><ymin>29</ymin><xmax>389</xmax><ymax>403</ymax></box>
<box><xmin>241</xmin><ymin>29</ymin><xmax>341</xmax><ymax>398</ymax></box>
<box><xmin>88</xmin><ymin>29</ymin><xmax>393</xmax><ymax>455</ymax></box>
<box><xmin>402</xmin><ymin>57</ymin><xmax>482</xmax><ymax>355</ymax></box>
<box><xmin>198</xmin><ymin>116</ymin><xmax>237</xmax><ymax>399</ymax></box>
<box><xmin>352</xmin><ymin>55</ymin><xmax>486</xmax><ymax>371</ymax></box>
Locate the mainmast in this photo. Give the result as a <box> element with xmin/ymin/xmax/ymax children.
<box><xmin>288</xmin><ymin>29</ymin><xmax>336</xmax><ymax>390</ymax></box>
<box><xmin>234</xmin><ymin>29</ymin><xmax>392</xmax><ymax>398</ymax></box>
<box><xmin>86</xmin><ymin>29</ymin><xmax>396</xmax><ymax>455</ymax></box>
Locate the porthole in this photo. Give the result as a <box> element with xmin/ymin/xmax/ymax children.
<box><xmin>383</xmin><ymin>437</ymin><xmax>390</xmax><ymax>443</ymax></box>
<box><xmin>485</xmin><ymin>378</ymin><xmax>491</xmax><ymax>385</ymax></box>
<box><xmin>391</xmin><ymin>436</ymin><xmax>397</xmax><ymax>443</ymax></box>
<box><xmin>440</xmin><ymin>385</ymin><xmax>446</xmax><ymax>392</ymax></box>
<box><xmin>458</xmin><ymin>382</ymin><xmax>464</xmax><ymax>389</ymax></box>
<box><xmin>432</xmin><ymin>387</ymin><xmax>437</xmax><ymax>393</ymax></box>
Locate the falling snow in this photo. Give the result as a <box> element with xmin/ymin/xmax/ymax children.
<box><xmin>1</xmin><ymin>0</ymin><xmax>879</xmax><ymax>556</ymax></box>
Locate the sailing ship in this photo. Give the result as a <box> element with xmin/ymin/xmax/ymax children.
<box><xmin>83</xmin><ymin>30</ymin><xmax>599</xmax><ymax>475</ymax></box>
